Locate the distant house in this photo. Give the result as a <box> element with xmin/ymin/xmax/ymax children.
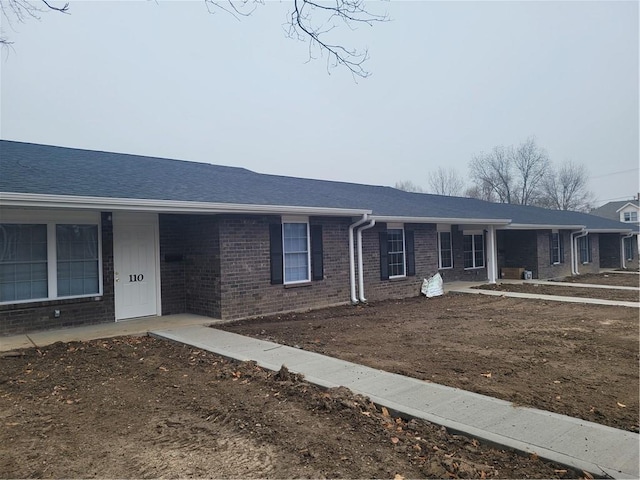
<box><xmin>591</xmin><ymin>199</ymin><xmax>639</xmax><ymax>269</ymax></box>
<box><xmin>1</xmin><ymin>140</ymin><xmax>636</xmax><ymax>335</ymax></box>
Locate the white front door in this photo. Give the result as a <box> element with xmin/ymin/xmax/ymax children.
<box><xmin>113</xmin><ymin>213</ymin><xmax>159</xmax><ymax>320</ymax></box>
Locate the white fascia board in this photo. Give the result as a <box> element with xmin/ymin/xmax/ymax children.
<box><xmin>587</xmin><ymin>228</ymin><xmax>635</xmax><ymax>234</ymax></box>
<box><xmin>615</xmin><ymin>202</ymin><xmax>640</xmax><ymax>213</ymax></box>
<box><xmin>0</xmin><ymin>192</ymin><xmax>371</xmax><ymax>217</ymax></box>
<box><xmin>504</xmin><ymin>223</ymin><xmax>585</xmax><ymax>230</ymax></box>
<box><xmin>370</xmin><ymin>215</ymin><xmax>511</xmax><ymax>225</ymax></box>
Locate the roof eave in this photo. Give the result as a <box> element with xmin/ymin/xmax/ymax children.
<box><xmin>504</xmin><ymin>223</ymin><xmax>585</xmax><ymax>230</ymax></box>
<box><xmin>0</xmin><ymin>192</ymin><xmax>372</xmax><ymax>217</ymax></box>
<box><xmin>615</xmin><ymin>202</ymin><xmax>640</xmax><ymax>213</ymax></box>
<box><xmin>370</xmin><ymin>215</ymin><xmax>511</xmax><ymax>225</ymax></box>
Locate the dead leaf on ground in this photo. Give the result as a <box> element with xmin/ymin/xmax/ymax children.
<box><xmin>480</xmin><ymin>372</ymin><xmax>492</xmax><ymax>378</ymax></box>
<box><xmin>617</xmin><ymin>402</ymin><xmax>626</xmax><ymax>408</ymax></box>
<box><xmin>158</xmin><ymin>366</ymin><xmax>168</xmax><ymax>372</ymax></box>
<box><xmin>582</xmin><ymin>470</ymin><xmax>594</xmax><ymax>479</ymax></box>
<box><xmin>381</xmin><ymin>406</ymin><xmax>390</xmax><ymax>417</ymax></box>
<box><xmin>394</xmin><ymin>475</ymin><xmax>404</xmax><ymax>480</ymax></box>
<box><xmin>391</xmin><ymin>437</ymin><xmax>400</xmax><ymax>444</ymax></box>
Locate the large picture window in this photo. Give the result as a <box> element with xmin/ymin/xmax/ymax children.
<box><xmin>463</xmin><ymin>233</ymin><xmax>484</xmax><ymax>269</ymax></box>
<box><xmin>438</xmin><ymin>231</ymin><xmax>453</xmax><ymax>269</ymax></box>
<box><xmin>0</xmin><ymin>215</ymin><xmax>101</xmax><ymax>304</ymax></box>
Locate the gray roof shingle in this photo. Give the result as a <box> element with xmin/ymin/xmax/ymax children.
<box><xmin>0</xmin><ymin>140</ymin><xmax>633</xmax><ymax>232</ymax></box>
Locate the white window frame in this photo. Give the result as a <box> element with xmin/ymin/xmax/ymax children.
<box><xmin>437</xmin><ymin>230</ymin><xmax>453</xmax><ymax>269</ymax></box>
<box><xmin>281</xmin><ymin>216</ymin><xmax>311</xmax><ymax>285</ymax></box>
<box><xmin>623</xmin><ymin>211</ymin><xmax>638</xmax><ymax>222</ymax></box>
<box><xmin>550</xmin><ymin>231</ymin><xmax>564</xmax><ymax>265</ymax></box>
<box><xmin>387</xmin><ymin>225</ymin><xmax>406</xmax><ymax>279</ymax></box>
<box><xmin>0</xmin><ymin>209</ymin><xmax>102</xmax><ymax>305</ymax></box>
<box><xmin>578</xmin><ymin>235</ymin><xmax>592</xmax><ymax>264</ymax></box>
<box><xmin>463</xmin><ymin>231</ymin><xmax>485</xmax><ymax>270</ymax></box>
<box><xmin>624</xmin><ymin>237</ymin><xmax>634</xmax><ymax>261</ymax></box>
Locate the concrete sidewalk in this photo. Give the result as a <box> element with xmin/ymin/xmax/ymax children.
<box><xmin>152</xmin><ymin>326</ymin><xmax>639</xmax><ymax>480</ymax></box>
<box><xmin>0</xmin><ymin>314</ymin><xmax>221</xmax><ymax>352</ymax></box>
<box><xmin>446</xmin><ymin>282</ymin><xmax>639</xmax><ymax>308</ymax></box>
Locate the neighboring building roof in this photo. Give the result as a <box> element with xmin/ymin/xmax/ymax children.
<box><xmin>591</xmin><ymin>200</ymin><xmax>639</xmax><ymax>220</ymax></box>
<box><xmin>0</xmin><ymin>140</ymin><xmax>633</xmax><ymax>233</ymax></box>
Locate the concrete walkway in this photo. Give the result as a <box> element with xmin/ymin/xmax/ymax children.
<box><xmin>445</xmin><ymin>281</ymin><xmax>640</xmax><ymax>308</ymax></box>
<box><xmin>0</xmin><ymin>313</ymin><xmax>221</xmax><ymax>352</ymax></box>
<box><xmin>152</xmin><ymin>326</ymin><xmax>639</xmax><ymax>479</ymax></box>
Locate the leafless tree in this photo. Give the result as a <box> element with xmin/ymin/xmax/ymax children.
<box><xmin>538</xmin><ymin>161</ymin><xmax>594</xmax><ymax>212</ymax></box>
<box><xmin>1</xmin><ymin>0</ymin><xmax>387</xmax><ymax>78</ymax></box>
<box><xmin>0</xmin><ymin>0</ymin><xmax>68</xmax><ymax>44</ymax></box>
<box><xmin>469</xmin><ymin>145</ymin><xmax>514</xmax><ymax>203</ymax></box>
<box><xmin>464</xmin><ymin>182</ymin><xmax>496</xmax><ymax>202</ymax></box>
<box><xmin>513</xmin><ymin>137</ymin><xmax>550</xmax><ymax>206</ymax></box>
<box><xmin>468</xmin><ymin>137</ymin><xmax>549</xmax><ymax>205</ymax></box>
<box><xmin>394</xmin><ymin>180</ymin><xmax>426</xmax><ymax>193</ymax></box>
<box><xmin>427</xmin><ymin>167</ymin><xmax>464</xmax><ymax>196</ymax></box>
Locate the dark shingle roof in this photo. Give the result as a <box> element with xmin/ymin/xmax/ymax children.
<box><xmin>0</xmin><ymin>140</ymin><xmax>633</xmax><ymax>232</ymax></box>
<box><xmin>591</xmin><ymin>200</ymin><xmax>639</xmax><ymax>220</ymax></box>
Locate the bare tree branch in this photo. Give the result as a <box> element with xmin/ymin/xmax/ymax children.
<box><xmin>394</xmin><ymin>180</ymin><xmax>426</xmax><ymax>193</ymax></box>
<box><xmin>427</xmin><ymin>167</ymin><xmax>464</xmax><ymax>196</ymax></box>
<box><xmin>539</xmin><ymin>160</ymin><xmax>593</xmax><ymax>212</ymax></box>
<box><xmin>1</xmin><ymin>0</ymin><xmax>68</xmax><ymax>45</ymax></box>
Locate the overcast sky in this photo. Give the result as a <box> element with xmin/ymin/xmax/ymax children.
<box><xmin>1</xmin><ymin>0</ymin><xmax>638</xmax><ymax>206</ymax></box>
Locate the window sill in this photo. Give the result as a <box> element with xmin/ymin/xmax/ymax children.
<box><xmin>0</xmin><ymin>295</ymin><xmax>104</xmax><ymax>311</ymax></box>
<box><xmin>463</xmin><ymin>266</ymin><xmax>485</xmax><ymax>271</ymax></box>
<box><xmin>284</xmin><ymin>282</ymin><xmax>312</xmax><ymax>289</ymax></box>
<box><xmin>438</xmin><ymin>266</ymin><xmax>453</xmax><ymax>270</ymax></box>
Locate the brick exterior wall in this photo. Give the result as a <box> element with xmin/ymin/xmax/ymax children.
<box><xmin>536</xmin><ymin>230</ymin><xmax>572</xmax><ymax>279</ymax></box>
<box><xmin>359</xmin><ymin>223</ymin><xmax>440</xmax><ymax>301</ymax></box>
<box><xmin>0</xmin><ymin>212</ymin><xmax>115</xmax><ymax>335</ymax></box>
<box><xmin>439</xmin><ymin>226</ymin><xmax>488</xmax><ymax>282</ymax></box>
<box><xmin>184</xmin><ymin>216</ymin><xmax>221</xmax><ymax>318</ymax></box>
<box><xmin>598</xmin><ymin>233</ymin><xmax>638</xmax><ymax>270</ymax></box>
<box><xmin>218</xmin><ymin>215</ymin><xmax>352</xmax><ymax>319</ymax></box>
<box><xmin>159</xmin><ymin>214</ymin><xmax>187</xmax><ymax>315</ymax></box>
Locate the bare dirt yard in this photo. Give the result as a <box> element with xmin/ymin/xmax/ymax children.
<box><xmin>223</xmin><ymin>293</ymin><xmax>639</xmax><ymax>434</ymax></box>
<box><xmin>555</xmin><ymin>272</ymin><xmax>639</xmax><ymax>288</ymax></box>
<box><xmin>1</xmin><ymin>337</ymin><xmax>580</xmax><ymax>479</ymax></box>
<box><xmin>1</xmin><ymin>274</ymin><xmax>637</xmax><ymax>479</ymax></box>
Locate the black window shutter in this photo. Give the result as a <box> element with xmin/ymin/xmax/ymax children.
<box><xmin>269</xmin><ymin>223</ymin><xmax>283</xmax><ymax>285</ymax></box>
<box><xmin>405</xmin><ymin>230</ymin><xmax>415</xmax><ymax>276</ymax></box>
<box><xmin>311</xmin><ymin>224</ymin><xmax>324</xmax><ymax>281</ymax></box>
<box><xmin>379</xmin><ymin>231</ymin><xmax>389</xmax><ymax>280</ymax></box>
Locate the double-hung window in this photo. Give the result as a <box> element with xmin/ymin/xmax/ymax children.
<box><xmin>282</xmin><ymin>222</ymin><xmax>310</xmax><ymax>284</ymax></box>
<box><xmin>623</xmin><ymin>211</ymin><xmax>638</xmax><ymax>222</ymax></box>
<box><xmin>270</xmin><ymin>217</ymin><xmax>323</xmax><ymax>285</ymax></box>
<box><xmin>0</xmin><ymin>212</ymin><xmax>101</xmax><ymax>304</ymax></box>
<box><xmin>379</xmin><ymin>225</ymin><xmax>415</xmax><ymax>280</ymax></box>
<box><xmin>624</xmin><ymin>237</ymin><xmax>634</xmax><ymax>261</ymax></box>
<box><xmin>578</xmin><ymin>235</ymin><xmax>592</xmax><ymax>264</ymax></box>
<box><xmin>387</xmin><ymin>228</ymin><xmax>406</xmax><ymax>278</ymax></box>
<box><xmin>463</xmin><ymin>233</ymin><xmax>484</xmax><ymax>269</ymax></box>
<box><xmin>438</xmin><ymin>231</ymin><xmax>453</xmax><ymax>269</ymax></box>
<box><xmin>550</xmin><ymin>232</ymin><xmax>564</xmax><ymax>264</ymax></box>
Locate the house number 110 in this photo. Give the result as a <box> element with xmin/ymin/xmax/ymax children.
<box><xmin>129</xmin><ymin>274</ymin><xmax>144</xmax><ymax>282</ymax></box>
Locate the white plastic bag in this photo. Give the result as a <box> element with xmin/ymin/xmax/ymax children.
<box><xmin>421</xmin><ymin>272</ymin><xmax>444</xmax><ymax>298</ymax></box>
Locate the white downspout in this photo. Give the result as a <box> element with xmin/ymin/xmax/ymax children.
<box><xmin>572</xmin><ymin>230</ymin><xmax>588</xmax><ymax>275</ymax></box>
<box><xmin>621</xmin><ymin>233</ymin><xmax>634</xmax><ymax>269</ymax></box>
<box><xmin>349</xmin><ymin>214</ymin><xmax>369</xmax><ymax>304</ymax></box>
<box><xmin>357</xmin><ymin>219</ymin><xmax>376</xmax><ymax>303</ymax></box>
<box><xmin>486</xmin><ymin>225</ymin><xmax>498</xmax><ymax>284</ymax></box>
